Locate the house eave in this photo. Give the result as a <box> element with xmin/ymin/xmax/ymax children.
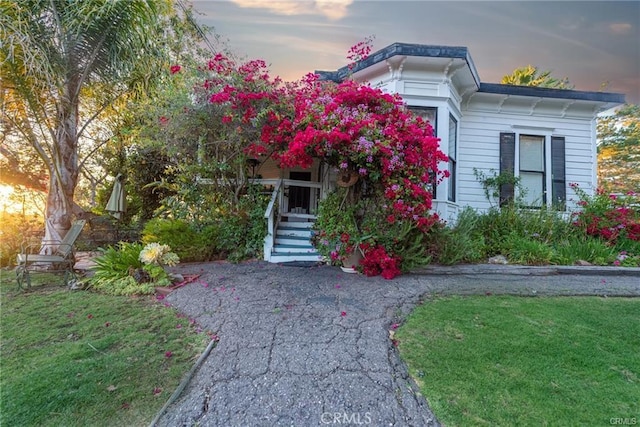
<box><xmin>479</xmin><ymin>83</ymin><xmax>625</xmax><ymax>110</ymax></box>
<box><xmin>316</xmin><ymin>42</ymin><xmax>481</xmax><ymax>91</ymax></box>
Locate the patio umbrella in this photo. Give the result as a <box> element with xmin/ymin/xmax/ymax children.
<box><xmin>106</xmin><ymin>174</ymin><xmax>126</xmax><ymax>220</ymax></box>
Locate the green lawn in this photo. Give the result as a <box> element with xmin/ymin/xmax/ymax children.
<box><xmin>0</xmin><ymin>272</ymin><xmax>210</xmax><ymax>427</ymax></box>
<box><xmin>396</xmin><ymin>296</ymin><xmax>640</xmax><ymax>426</ymax></box>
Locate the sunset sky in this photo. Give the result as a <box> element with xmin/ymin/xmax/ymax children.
<box><xmin>190</xmin><ymin>0</ymin><xmax>639</xmax><ymax>104</ymax></box>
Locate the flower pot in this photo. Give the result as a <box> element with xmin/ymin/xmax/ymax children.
<box><xmin>340</xmin><ymin>248</ymin><xmax>363</xmax><ymax>273</ymax></box>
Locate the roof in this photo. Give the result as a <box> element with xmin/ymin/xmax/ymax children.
<box><xmin>317</xmin><ymin>42</ymin><xmax>625</xmax><ymax>105</ymax></box>
<box><xmin>479</xmin><ymin>83</ymin><xmax>625</xmax><ymax>104</ymax></box>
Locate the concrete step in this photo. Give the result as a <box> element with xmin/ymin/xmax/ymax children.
<box><xmin>278</xmin><ymin>221</ymin><xmax>314</xmax><ymax>229</ymax></box>
<box><xmin>273</xmin><ymin>244</ymin><xmax>317</xmax><ymax>254</ymax></box>
<box><xmin>275</xmin><ymin>235</ymin><xmax>313</xmax><ymax>246</ymax></box>
<box><xmin>277</xmin><ymin>227</ymin><xmax>313</xmax><ymax>238</ymax></box>
<box><xmin>269</xmin><ymin>252</ymin><xmax>323</xmax><ymax>263</ymax></box>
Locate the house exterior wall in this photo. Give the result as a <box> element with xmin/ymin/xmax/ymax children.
<box><xmin>366</xmin><ymin>76</ymin><xmax>602</xmax><ymax>221</ymax></box>
<box><xmin>458</xmin><ymin>108</ymin><xmax>596</xmax><ymax>214</ymax></box>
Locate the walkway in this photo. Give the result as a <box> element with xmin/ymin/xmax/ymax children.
<box><xmin>155</xmin><ymin>261</ymin><xmax>640</xmax><ymax>426</ymax></box>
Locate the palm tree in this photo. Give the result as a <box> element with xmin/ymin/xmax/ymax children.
<box><xmin>501</xmin><ymin>65</ymin><xmax>573</xmax><ymax>89</ymax></box>
<box><xmin>0</xmin><ymin>0</ymin><xmax>174</xmax><ymax>245</ymax></box>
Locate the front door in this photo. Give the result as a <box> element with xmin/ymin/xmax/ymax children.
<box><xmin>288</xmin><ymin>172</ymin><xmax>311</xmax><ymax>215</ymax></box>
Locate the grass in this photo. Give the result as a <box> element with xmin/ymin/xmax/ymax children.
<box><xmin>396</xmin><ymin>295</ymin><xmax>640</xmax><ymax>426</ymax></box>
<box><xmin>0</xmin><ymin>270</ymin><xmax>211</xmax><ymax>427</ymax></box>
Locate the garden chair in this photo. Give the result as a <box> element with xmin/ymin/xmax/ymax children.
<box><xmin>15</xmin><ymin>219</ymin><xmax>86</xmax><ymax>289</ymax></box>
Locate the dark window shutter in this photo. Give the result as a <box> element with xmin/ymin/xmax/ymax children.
<box><xmin>551</xmin><ymin>136</ymin><xmax>566</xmax><ymax>209</ymax></box>
<box><xmin>499</xmin><ymin>132</ymin><xmax>516</xmax><ymax>206</ymax></box>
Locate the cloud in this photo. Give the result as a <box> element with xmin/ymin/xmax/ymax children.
<box><xmin>230</xmin><ymin>0</ymin><xmax>353</xmax><ymax>20</ymax></box>
<box><xmin>609</xmin><ymin>22</ymin><xmax>632</xmax><ymax>35</ymax></box>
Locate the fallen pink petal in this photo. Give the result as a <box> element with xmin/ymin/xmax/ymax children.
<box><xmin>341</xmin><ymin>311</ymin><xmax>347</xmax><ymax>317</ymax></box>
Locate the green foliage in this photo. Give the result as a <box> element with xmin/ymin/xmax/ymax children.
<box><xmin>501</xmin><ymin>64</ymin><xmax>573</xmax><ymax>89</ymax></box>
<box><xmin>425</xmin><ymin>202</ymin><xmax>634</xmax><ymax>267</ymax></box>
<box><xmin>426</xmin><ymin>208</ymin><xmax>486</xmax><ymax>265</ymax></box>
<box><xmin>312</xmin><ymin>189</ymin><xmax>361</xmax><ymax>263</ymax></box>
<box><xmin>125</xmin><ymin>144</ymin><xmax>178</xmax><ymax>221</ymax></box>
<box><xmin>0</xmin><ymin>0</ymin><xmax>191</xmax><ymax>235</ymax></box>
<box><xmin>597</xmin><ymin>104</ymin><xmax>640</xmax><ymax>194</ymax></box>
<box><xmin>87</xmin><ymin>242</ymin><xmax>164</xmax><ymax>296</ymax></box>
<box><xmin>397</xmin><ymin>296</ymin><xmax>640</xmax><ymax>426</ymax></box>
<box><xmin>473</xmin><ymin>205</ymin><xmax>575</xmax><ymax>257</ymax></box>
<box><xmin>551</xmin><ymin>236</ymin><xmax>617</xmax><ymax>266</ymax></box>
<box><xmin>473</xmin><ymin>168</ymin><xmax>524</xmax><ymax>207</ymax></box>
<box><xmin>216</xmin><ymin>185</ymin><xmax>270</xmax><ymax>262</ymax></box>
<box><xmin>501</xmin><ymin>233</ymin><xmax>554</xmax><ymax>265</ymax></box>
<box><xmin>142</xmin><ymin>218</ymin><xmax>216</xmax><ymax>262</ymax></box>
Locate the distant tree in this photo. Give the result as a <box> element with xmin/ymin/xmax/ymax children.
<box><xmin>501</xmin><ymin>65</ymin><xmax>573</xmax><ymax>89</ymax></box>
<box><xmin>0</xmin><ymin>0</ymin><xmax>201</xmax><ymax>245</ymax></box>
<box><xmin>597</xmin><ymin>104</ymin><xmax>640</xmax><ymax>193</ymax></box>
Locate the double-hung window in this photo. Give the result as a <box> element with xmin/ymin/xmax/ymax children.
<box><xmin>500</xmin><ymin>132</ymin><xmax>566</xmax><ymax>209</ymax></box>
<box><xmin>519</xmin><ymin>135</ymin><xmax>545</xmax><ymax>206</ymax></box>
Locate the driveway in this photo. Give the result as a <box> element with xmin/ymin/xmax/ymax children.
<box><xmin>154</xmin><ymin>261</ymin><xmax>640</xmax><ymax>426</ymax></box>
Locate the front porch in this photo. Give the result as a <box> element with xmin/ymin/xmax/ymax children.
<box><xmin>259</xmin><ymin>178</ymin><xmax>325</xmax><ymax>263</ymax></box>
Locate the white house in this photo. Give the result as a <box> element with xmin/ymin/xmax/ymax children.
<box><xmin>258</xmin><ymin>42</ymin><xmax>625</xmax><ymax>263</ymax></box>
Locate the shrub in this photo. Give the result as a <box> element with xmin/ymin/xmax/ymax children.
<box><xmin>88</xmin><ymin>242</ymin><xmax>155</xmax><ymax>295</ymax></box>
<box><xmin>474</xmin><ymin>205</ymin><xmax>577</xmax><ymax>257</ymax></box>
<box><xmin>87</xmin><ymin>242</ymin><xmax>180</xmax><ymax>296</ymax></box>
<box><xmin>571</xmin><ymin>185</ymin><xmax>640</xmax><ymax>245</ymax></box>
<box><xmin>216</xmin><ymin>185</ymin><xmax>269</xmax><ymax>262</ymax></box>
<box><xmin>426</xmin><ymin>208</ymin><xmax>486</xmax><ymax>265</ymax></box>
<box><xmin>502</xmin><ymin>233</ymin><xmax>554</xmax><ymax>265</ymax></box>
<box><xmin>551</xmin><ymin>237</ymin><xmax>617</xmax><ymax>266</ymax></box>
<box><xmin>142</xmin><ymin>218</ymin><xmax>216</xmax><ymax>262</ymax></box>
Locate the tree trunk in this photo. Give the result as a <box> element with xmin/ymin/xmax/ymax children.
<box><xmin>42</xmin><ymin>80</ymin><xmax>80</xmax><ymax>252</ymax></box>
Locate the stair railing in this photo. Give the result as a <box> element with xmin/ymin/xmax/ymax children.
<box><xmin>263</xmin><ymin>179</ymin><xmax>283</xmax><ymax>261</ymax></box>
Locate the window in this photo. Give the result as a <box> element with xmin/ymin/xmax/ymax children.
<box><xmin>500</xmin><ymin>132</ymin><xmax>566</xmax><ymax>209</ymax></box>
<box><xmin>448</xmin><ymin>114</ymin><xmax>457</xmax><ymax>202</ymax></box>
<box><xmin>519</xmin><ymin>135</ymin><xmax>545</xmax><ymax>206</ymax></box>
<box><xmin>409</xmin><ymin>107</ymin><xmax>438</xmax><ymax>198</ymax></box>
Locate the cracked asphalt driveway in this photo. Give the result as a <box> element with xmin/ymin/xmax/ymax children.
<box><xmin>155</xmin><ymin>261</ymin><xmax>640</xmax><ymax>427</ymax></box>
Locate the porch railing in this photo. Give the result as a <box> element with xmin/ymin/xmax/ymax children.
<box><xmin>259</xmin><ymin>178</ymin><xmax>323</xmax><ymax>261</ymax></box>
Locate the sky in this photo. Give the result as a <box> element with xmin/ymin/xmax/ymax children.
<box><xmin>190</xmin><ymin>1</ymin><xmax>640</xmax><ymax>104</ymax></box>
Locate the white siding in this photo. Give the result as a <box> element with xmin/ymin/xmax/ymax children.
<box><xmin>458</xmin><ymin>108</ymin><xmax>596</xmax><ymax>213</ymax></box>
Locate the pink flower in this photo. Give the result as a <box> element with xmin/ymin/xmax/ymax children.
<box><xmin>341</xmin><ymin>311</ymin><xmax>347</xmax><ymax>317</ymax></box>
<box><xmin>87</xmin><ymin>314</ymin><xmax>93</xmax><ymax>319</ymax></box>
<box><xmin>170</xmin><ymin>64</ymin><xmax>181</xmax><ymax>74</ymax></box>
<box><xmin>165</xmin><ymin>351</ymin><xmax>173</xmax><ymax>358</ymax></box>
<box><xmin>176</xmin><ymin>324</ymin><xmax>182</xmax><ymax>329</ymax></box>
<box><xmin>153</xmin><ymin>387</ymin><xmax>162</xmax><ymax>396</ymax></box>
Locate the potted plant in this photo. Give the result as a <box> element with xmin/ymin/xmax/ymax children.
<box><xmin>312</xmin><ymin>188</ymin><xmax>370</xmax><ymax>272</ymax></box>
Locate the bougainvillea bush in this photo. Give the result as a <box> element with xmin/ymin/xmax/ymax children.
<box><xmin>570</xmin><ymin>183</ymin><xmax>640</xmax><ymax>257</ymax></box>
<box><xmin>192</xmin><ymin>43</ymin><xmax>448</xmax><ymax>278</ymax></box>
